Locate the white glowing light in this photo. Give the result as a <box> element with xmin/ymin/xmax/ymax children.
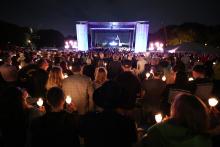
<box><xmin>213</xmin><ymin>62</ymin><xmax>216</xmax><ymax>65</ymax></box>
<box><xmin>76</xmin><ymin>24</ymin><xmax>88</xmax><ymax>51</ymax></box>
<box><xmin>0</xmin><ymin>59</ymin><xmax>2</xmax><ymax>62</ymax></box>
<box><xmin>188</xmin><ymin>77</ymin><xmax>194</xmax><ymax>81</ymax></box>
<box><xmin>109</xmin><ymin>41</ymin><xmax>118</xmax><ymax>46</ymax></box>
<box><xmin>69</xmin><ymin>66</ymin><xmax>72</xmax><ymax>70</ymax></box>
<box><xmin>104</xmin><ymin>62</ymin><xmax>107</xmax><ymax>66</ymax></box>
<box><xmin>66</xmin><ymin>96</ymin><xmax>72</xmax><ymax>104</ymax></box>
<box><xmin>135</xmin><ymin>23</ymin><xmax>149</xmax><ymax>53</ymax></box>
<box><xmin>146</xmin><ymin>72</ymin><xmax>150</xmax><ymax>78</ymax></box>
<box><xmin>65</xmin><ymin>44</ymin><xmax>70</xmax><ymax>49</ymax></box>
<box><xmin>208</xmin><ymin>98</ymin><xmax>219</xmax><ymax>107</ymax></box>
<box><xmin>155</xmin><ymin>113</ymin><xmax>163</xmax><ymax>123</ymax></box>
<box><xmin>37</xmin><ymin>98</ymin><xmax>44</xmax><ymax>107</ymax></box>
<box><xmin>150</xmin><ymin>69</ymin><xmax>154</xmax><ymax>74</ymax></box>
<box><xmin>162</xmin><ymin>76</ymin><xmax>166</xmax><ymax>81</ymax></box>
<box><xmin>19</xmin><ymin>65</ymin><xmax>22</xmax><ymax>69</ymax></box>
<box><xmin>155</xmin><ymin>42</ymin><xmax>160</xmax><ymax>48</ymax></box>
<box><xmin>64</xmin><ymin>73</ymin><xmax>68</xmax><ymax>79</ymax></box>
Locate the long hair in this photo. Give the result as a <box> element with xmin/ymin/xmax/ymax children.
<box><xmin>94</xmin><ymin>67</ymin><xmax>108</xmax><ymax>85</ymax></box>
<box><xmin>46</xmin><ymin>67</ymin><xmax>63</xmax><ymax>90</ymax></box>
<box><xmin>170</xmin><ymin>94</ymin><xmax>209</xmax><ymax>133</ymax></box>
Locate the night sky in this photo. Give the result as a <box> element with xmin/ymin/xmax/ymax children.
<box><xmin>0</xmin><ymin>0</ymin><xmax>220</xmax><ymax>36</ymax></box>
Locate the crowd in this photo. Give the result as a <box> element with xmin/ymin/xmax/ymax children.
<box><xmin>0</xmin><ymin>48</ymin><xmax>220</xmax><ymax>147</ymax></box>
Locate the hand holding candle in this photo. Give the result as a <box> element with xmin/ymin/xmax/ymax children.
<box><xmin>155</xmin><ymin>113</ymin><xmax>163</xmax><ymax>123</ymax></box>
<box><xmin>146</xmin><ymin>72</ymin><xmax>150</xmax><ymax>79</ymax></box>
<box><xmin>188</xmin><ymin>77</ymin><xmax>194</xmax><ymax>81</ymax></box>
<box><xmin>208</xmin><ymin>97</ymin><xmax>219</xmax><ymax>107</ymax></box>
<box><xmin>162</xmin><ymin>75</ymin><xmax>166</xmax><ymax>81</ymax></box>
<box><xmin>37</xmin><ymin>98</ymin><xmax>44</xmax><ymax>107</ymax></box>
<box><xmin>66</xmin><ymin>95</ymin><xmax>72</xmax><ymax>104</ymax></box>
<box><xmin>64</xmin><ymin>73</ymin><xmax>68</xmax><ymax>79</ymax></box>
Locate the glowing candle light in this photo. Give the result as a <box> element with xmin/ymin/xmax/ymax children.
<box><xmin>64</xmin><ymin>73</ymin><xmax>68</xmax><ymax>79</ymax></box>
<box><xmin>66</xmin><ymin>95</ymin><xmax>72</xmax><ymax>104</ymax></box>
<box><xmin>208</xmin><ymin>97</ymin><xmax>219</xmax><ymax>107</ymax></box>
<box><xmin>104</xmin><ymin>62</ymin><xmax>107</xmax><ymax>67</ymax></box>
<box><xmin>37</xmin><ymin>98</ymin><xmax>44</xmax><ymax>107</ymax></box>
<box><xmin>162</xmin><ymin>75</ymin><xmax>166</xmax><ymax>81</ymax></box>
<box><xmin>188</xmin><ymin>77</ymin><xmax>194</xmax><ymax>81</ymax></box>
<box><xmin>146</xmin><ymin>72</ymin><xmax>150</xmax><ymax>79</ymax></box>
<box><xmin>155</xmin><ymin>113</ymin><xmax>163</xmax><ymax>123</ymax></box>
<box><xmin>69</xmin><ymin>66</ymin><xmax>72</xmax><ymax>70</ymax></box>
<box><xmin>19</xmin><ymin>65</ymin><xmax>22</xmax><ymax>69</ymax></box>
<box><xmin>213</xmin><ymin>62</ymin><xmax>216</xmax><ymax>65</ymax></box>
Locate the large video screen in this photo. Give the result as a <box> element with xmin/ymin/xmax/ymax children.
<box><xmin>92</xmin><ymin>30</ymin><xmax>132</xmax><ymax>48</ymax></box>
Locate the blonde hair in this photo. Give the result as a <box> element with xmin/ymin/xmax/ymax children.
<box><xmin>94</xmin><ymin>67</ymin><xmax>108</xmax><ymax>85</ymax></box>
<box><xmin>46</xmin><ymin>67</ymin><xmax>63</xmax><ymax>90</ymax></box>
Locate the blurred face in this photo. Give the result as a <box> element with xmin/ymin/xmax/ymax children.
<box><xmin>41</xmin><ymin>60</ymin><xmax>49</xmax><ymax>70</ymax></box>
<box><xmin>192</xmin><ymin>71</ymin><xmax>199</xmax><ymax>79</ymax></box>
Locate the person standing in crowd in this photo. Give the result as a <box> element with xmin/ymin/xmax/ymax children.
<box><xmin>141</xmin><ymin>94</ymin><xmax>212</xmax><ymax>147</ymax></box>
<box><xmin>30</xmin><ymin>87</ymin><xmax>80</xmax><ymax>147</ymax></box>
<box><xmin>107</xmin><ymin>54</ymin><xmax>122</xmax><ymax>80</ymax></box>
<box><xmin>0</xmin><ymin>53</ymin><xmax>18</xmax><ymax>89</ymax></box>
<box><xmin>137</xmin><ymin>55</ymin><xmax>147</xmax><ymax>75</ymax></box>
<box><xmin>46</xmin><ymin>67</ymin><xmax>63</xmax><ymax>90</ymax></box>
<box><xmin>142</xmin><ymin>70</ymin><xmax>166</xmax><ymax>115</ymax></box>
<box><xmin>60</xmin><ymin>61</ymin><xmax>73</xmax><ymax>76</ymax></box>
<box><xmin>93</xmin><ymin>67</ymin><xmax>108</xmax><ymax>89</ymax></box>
<box><xmin>161</xmin><ymin>71</ymin><xmax>193</xmax><ymax>115</ymax></box>
<box><xmin>0</xmin><ymin>87</ymin><xmax>29</xmax><ymax>147</ymax></box>
<box><xmin>80</xmin><ymin>81</ymin><xmax>137</xmax><ymax>147</ymax></box>
<box><xmin>62</xmin><ymin>62</ymin><xmax>94</xmax><ymax>115</ymax></box>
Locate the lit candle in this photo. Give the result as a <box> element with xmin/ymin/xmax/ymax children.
<box><xmin>150</xmin><ymin>69</ymin><xmax>154</xmax><ymax>74</ymax></box>
<box><xmin>188</xmin><ymin>77</ymin><xmax>194</xmax><ymax>81</ymax></box>
<box><xmin>19</xmin><ymin>65</ymin><xmax>22</xmax><ymax>69</ymax></box>
<box><xmin>213</xmin><ymin>62</ymin><xmax>216</xmax><ymax>65</ymax></box>
<box><xmin>37</xmin><ymin>98</ymin><xmax>44</xmax><ymax>107</ymax></box>
<box><xmin>162</xmin><ymin>75</ymin><xmax>166</xmax><ymax>81</ymax></box>
<box><xmin>104</xmin><ymin>62</ymin><xmax>107</xmax><ymax>67</ymax></box>
<box><xmin>64</xmin><ymin>73</ymin><xmax>68</xmax><ymax>79</ymax></box>
<box><xmin>208</xmin><ymin>97</ymin><xmax>219</xmax><ymax>107</ymax></box>
<box><xmin>155</xmin><ymin>113</ymin><xmax>163</xmax><ymax>123</ymax></box>
<box><xmin>69</xmin><ymin>66</ymin><xmax>72</xmax><ymax>70</ymax></box>
<box><xmin>66</xmin><ymin>95</ymin><xmax>72</xmax><ymax>104</ymax></box>
<box><xmin>146</xmin><ymin>72</ymin><xmax>150</xmax><ymax>79</ymax></box>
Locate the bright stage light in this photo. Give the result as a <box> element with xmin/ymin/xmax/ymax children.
<box><xmin>135</xmin><ymin>23</ymin><xmax>149</xmax><ymax>53</ymax></box>
<box><xmin>148</xmin><ymin>41</ymin><xmax>164</xmax><ymax>52</ymax></box>
<box><xmin>76</xmin><ymin>24</ymin><xmax>88</xmax><ymax>51</ymax></box>
<box><xmin>109</xmin><ymin>41</ymin><xmax>118</xmax><ymax>46</ymax></box>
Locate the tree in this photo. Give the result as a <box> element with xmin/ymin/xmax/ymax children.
<box><xmin>34</xmin><ymin>29</ymin><xmax>64</xmax><ymax>48</ymax></box>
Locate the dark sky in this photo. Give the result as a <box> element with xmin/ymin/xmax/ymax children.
<box><xmin>0</xmin><ymin>0</ymin><xmax>220</xmax><ymax>36</ymax></box>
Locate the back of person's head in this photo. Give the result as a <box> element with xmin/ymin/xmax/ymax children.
<box><xmin>60</xmin><ymin>61</ymin><xmax>67</xmax><ymax>69</ymax></box>
<box><xmin>193</xmin><ymin>65</ymin><xmax>205</xmax><ymax>75</ymax></box>
<box><xmin>95</xmin><ymin>67</ymin><xmax>108</xmax><ymax>84</ymax></box>
<box><xmin>37</xmin><ymin>58</ymin><xmax>49</xmax><ymax>70</ymax></box>
<box><xmin>93</xmin><ymin>81</ymin><xmax>122</xmax><ymax>110</ymax></box>
<box><xmin>47</xmin><ymin>87</ymin><xmax>65</xmax><ymax>108</ymax></box>
<box><xmin>115</xmin><ymin>72</ymin><xmax>141</xmax><ymax>109</ymax></box>
<box><xmin>47</xmin><ymin>67</ymin><xmax>63</xmax><ymax>89</ymax></box>
<box><xmin>72</xmin><ymin>61</ymin><xmax>82</xmax><ymax>73</ymax></box>
<box><xmin>171</xmin><ymin>94</ymin><xmax>209</xmax><ymax>133</ymax></box>
<box><xmin>175</xmin><ymin>71</ymin><xmax>188</xmax><ymax>84</ymax></box>
<box><xmin>173</xmin><ymin>60</ymin><xmax>186</xmax><ymax>72</ymax></box>
<box><xmin>122</xmin><ymin>60</ymin><xmax>132</xmax><ymax>69</ymax></box>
